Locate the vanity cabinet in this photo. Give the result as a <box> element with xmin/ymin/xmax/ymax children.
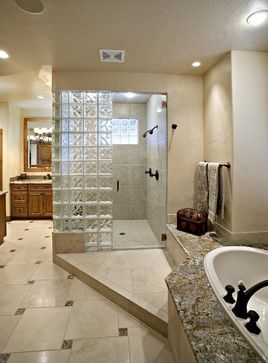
<box><xmin>0</xmin><ymin>192</ymin><xmax>7</xmax><ymax>245</ymax></box>
<box><xmin>11</xmin><ymin>183</ymin><xmax>52</xmax><ymax>219</ymax></box>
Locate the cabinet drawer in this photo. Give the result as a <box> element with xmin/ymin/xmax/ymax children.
<box><xmin>11</xmin><ymin>184</ymin><xmax>27</xmax><ymax>191</ymax></box>
<box><xmin>11</xmin><ymin>193</ymin><xmax>28</xmax><ymax>203</ymax></box>
<box><xmin>28</xmin><ymin>184</ymin><xmax>52</xmax><ymax>192</ymax></box>
<box><xmin>12</xmin><ymin>204</ymin><xmax>28</xmax><ymax>217</ymax></box>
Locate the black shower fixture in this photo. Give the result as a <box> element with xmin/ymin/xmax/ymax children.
<box><xmin>143</xmin><ymin>125</ymin><xmax>158</xmax><ymax>137</ymax></box>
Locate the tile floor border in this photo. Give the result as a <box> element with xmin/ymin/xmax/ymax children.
<box><xmin>54</xmin><ymin>254</ymin><xmax>167</xmax><ymax>338</ymax></box>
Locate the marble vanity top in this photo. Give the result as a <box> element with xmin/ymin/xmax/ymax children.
<box><xmin>0</xmin><ymin>191</ymin><xmax>7</xmax><ymax>195</ymax></box>
<box><xmin>10</xmin><ymin>179</ymin><xmax>52</xmax><ymax>184</ymax></box>
<box><xmin>166</xmin><ymin>224</ymin><xmax>261</xmax><ymax>363</ymax></box>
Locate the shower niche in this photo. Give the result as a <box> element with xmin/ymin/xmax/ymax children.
<box><xmin>52</xmin><ymin>90</ymin><xmax>167</xmax><ymax>252</ymax></box>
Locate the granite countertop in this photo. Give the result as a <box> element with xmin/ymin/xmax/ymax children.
<box><xmin>166</xmin><ymin>224</ymin><xmax>261</xmax><ymax>363</ymax></box>
<box><xmin>0</xmin><ymin>191</ymin><xmax>7</xmax><ymax>195</ymax></box>
<box><xmin>10</xmin><ymin>179</ymin><xmax>52</xmax><ymax>184</ymax></box>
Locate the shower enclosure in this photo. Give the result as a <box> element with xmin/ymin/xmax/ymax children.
<box><xmin>52</xmin><ymin>90</ymin><xmax>167</xmax><ymax>251</ymax></box>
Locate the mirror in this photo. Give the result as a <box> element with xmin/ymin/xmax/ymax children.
<box><xmin>24</xmin><ymin>118</ymin><xmax>52</xmax><ymax>172</ymax></box>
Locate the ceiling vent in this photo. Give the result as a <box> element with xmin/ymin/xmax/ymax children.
<box><xmin>99</xmin><ymin>49</ymin><xmax>125</xmax><ymax>63</ymax></box>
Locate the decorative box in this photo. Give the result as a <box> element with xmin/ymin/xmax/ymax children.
<box><xmin>177</xmin><ymin>208</ymin><xmax>208</xmax><ymax>236</ymax></box>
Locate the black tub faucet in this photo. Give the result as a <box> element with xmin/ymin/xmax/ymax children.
<box><xmin>232</xmin><ymin>280</ymin><xmax>268</xmax><ymax>319</ymax></box>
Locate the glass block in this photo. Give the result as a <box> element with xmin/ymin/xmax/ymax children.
<box><xmin>52</xmin><ymin>119</ymin><xmax>60</xmax><ymax>133</ymax></box>
<box><xmin>60</xmin><ymin>161</ymin><xmax>68</xmax><ymax>175</ymax></box>
<box><xmin>53</xmin><ymin>104</ymin><xmax>61</xmax><ymax>118</ymax></box>
<box><xmin>99</xmin><ymin>104</ymin><xmax>112</xmax><ymax>118</ymax></box>
<box><xmin>99</xmin><ymin>161</ymin><xmax>112</xmax><ymax>175</ymax></box>
<box><xmin>85</xmin><ymin>232</ymin><xmax>98</xmax><ymax>247</ymax></box>
<box><xmin>99</xmin><ymin>176</ymin><xmax>112</xmax><ymax>188</ymax></box>
<box><xmin>52</xmin><ymin>146</ymin><xmax>60</xmax><ymax>161</ymax></box>
<box><xmin>69</xmin><ymin>91</ymin><xmax>83</xmax><ymax>104</ymax></box>
<box><xmin>69</xmin><ymin>119</ymin><xmax>83</xmax><ymax>132</ymax></box>
<box><xmin>98</xmin><ymin>92</ymin><xmax>112</xmax><ymax>104</ymax></box>
<box><xmin>99</xmin><ymin>147</ymin><xmax>112</xmax><ymax>160</ymax></box>
<box><xmin>84</xmin><ymin>161</ymin><xmax>97</xmax><ymax>175</ymax></box>
<box><xmin>69</xmin><ymin>105</ymin><xmax>83</xmax><ymax>118</ymax></box>
<box><xmin>52</xmin><ymin>132</ymin><xmax>60</xmax><ymax>146</ymax></box>
<box><xmin>53</xmin><ymin>219</ymin><xmax>62</xmax><ymax>232</ymax></box>
<box><xmin>53</xmin><ymin>190</ymin><xmax>62</xmax><ymax>203</ymax></box>
<box><xmin>70</xmin><ymin>204</ymin><xmax>83</xmax><ymax>217</ymax></box>
<box><xmin>69</xmin><ymin>133</ymin><xmax>83</xmax><ymax>146</ymax></box>
<box><xmin>70</xmin><ymin>190</ymin><xmax>83</xmax><ymax>203</ymax></box>
<box><xmin>99</xmin><ymin>189</ymin><xmax>112</xmax><ymax>202</ymax></box>
<box><xmin>84</xmin><ymin>189</ymin><xmax>98</xmax><ymax>203</ymax></box>
<box><xmin>61</xmin><ymin>133</ymin><xmax>69</xmax><ymax>147</ymax></box>
<box><xmin>53</xmin><ymin>204</ymin><xmax>69</xmax><ymax>218</ymax></box>
<box><xmin>84</xmin><ymin>218</ymin><xmax>98</xmax><ymax>231</ymax></box>
<box><xmin>84</xmin><ymin>105</ymin><xmax>97</xmax><ymax>118</ymax></box>
<box><xmin>84</xmin><ymin>175</ymin><xmax>98</xmax><ymax>188</ymax></box>
<box><xmin>84</xmin><ymin>147</ymin><xmax>97</xmax><ymax>160</ymax></box>
<box><xmin>99</xmin><ymin>232</ymin><xmax>112</xmax><ymax>243</ymax></box>
<box><xmin>99</xmin><ymin>133</ymin><xmax>112</xmax><ymax>146</ymax></box>
<box><xmin>61</xmin><ymin>147</ymin><xmax>69</xmax><ymax>161</ymax></box>
<box><xmin>84</xmin><ymin>205</ymin><xmax>98</xmax><ymax>217</ymax></box>
<box><xmin>52</xmin><ymin>161</ymin><xmax>60</xmax><ymax>174</ymax></box>
<box><xmin>53</xmin><ymin>91</ymin><xmax>61</xmax><ymax>104</ymax></box>
<box><xmin>69</xmin><ymin>161</ymin><xmax>83</xmax><ymax>175</ymax></box>
<box><xmin>62</xmin><ymin>189</ymin><xmax>70</xmax><ymax>201</ymax></box>
<box><xmin>61</xmin><ymin>176</ymin><xmax>69</xmax><ymax>189</ymax></box>
<box><xmin>84</xmin><ymin>119</ymin><xmax>97</xmax><ymax>133</ymax></box>
<box><xmin>99</xmin><ymin>205</ymin><xmax>112</xmax><ymax>218</ymax></box>
<box><xmin>52</xmin><ymin>176</ymin><xmax>61</xmax><ymax>188</ymax></box>
<box><xmin>99</xmin><ymin>218</ymin><xmax>112</xmax><ymax>231</ymax></box>
<box><xmin>63</xmin><ymin>218</ymin><xmax>69</xmax><ymax>231</ymax></box>
<box><xmin>99</xmin><ymin>119</ymin><xmax>112</xmax><ymax>133</ymax></box>
<box><xmin>84</xmin><ymin>133</ymin><xmax>97</xmax><ymax>146</ymax></box>
<box><xmin>61</xmin><ymin>91</ymin><xmax>69</xmax><ymax>103</ymax></box>
<box><xmin>69</xmin><ymin>147</ymin><xmax>83</xmax><ymax>161</ymax></box>
<box><xmin>70</xmin><ymin>218</ymin><xmax>84</xmax><ymax>231</ymax></box>
<box><xmin>84</xmin><ymin>92</ymin><xmax>97</xmax><ymax>104</ymax></box>
<box><xmin>61</xmin><ymin>119</ymin><xmax>69</xmax><ymax>132</ymax></box>
<box><xmin>69</xmin><ymin>176</ymin><xmax>83</xmax><ymax>189</ymax></box>
<box><xmin>62</xmin><ymin>105</ymin><xmax>69</xmax><ymax>118</ymax></box>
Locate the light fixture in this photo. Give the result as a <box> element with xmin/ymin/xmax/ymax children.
<box><xmin>37</xmin><ymin>95</ymin><xmax>45</xmax><ymax>99</ymax></box>
<box><xmin>125</xmin><ymin>92</ymin><xmax>136</xmax><ymax>99</ymax></box>
<box><xmin>247</xmin><ymin>10</ymin><xmax>268</xmax><ymax>26</ymax></box>
<box><xmin>0</xmin><ymin>50</ymin><xmax>9</xmax><ymax>59</ymax></box>
<box><xmin>192</xmin><ymin>61</ymin><xmax>201</xmax><ymax>68</ymax></box>
<box><xmin>15</xmin><ymin>0</ymin><xmax>44</xmax><ymax>14</ymax></box>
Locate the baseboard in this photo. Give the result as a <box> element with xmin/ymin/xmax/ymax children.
<box><xmin>213</xmin><ymin>223</ymin><xmax>232</xmax><ymax>244</ymax></box>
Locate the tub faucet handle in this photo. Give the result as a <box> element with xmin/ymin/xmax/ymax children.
<box><xmin>245</xmin><ymin>310</ymin><xmax>261</xmax><ymax>335</ymax></box>
<box><xmin>223</xmin><ymin>285</ymin><xmax>236</xmax><ymax>304</ymax></box>
<box><xmin>238</xmin><ymin>281</ymin><xmax>246</xmax><ymax>291</ymax></box>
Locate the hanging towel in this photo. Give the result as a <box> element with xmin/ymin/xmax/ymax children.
<box><xmin>207</xmin><ymin>162</ymin><xmax>220</xmax><ymax>223</ymax></box>
<box><xmin>217</xmin><ymin>166</ymin><xmax>226</xmax><ymax>220</ymax></box>
<box><xmin>194</xmin><ymin>161</ymin><xmax>209</xmax><ymax>212</ymax></box>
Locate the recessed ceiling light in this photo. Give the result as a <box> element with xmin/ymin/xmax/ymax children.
<box><xmin>125</xmin><ymin>92</ymin><xmax>136</xmax><ymax>99</ymax></box>
<box><xmin>247</xmin><ymin>10</ymin><xmax>268</xmax><ymax>26</ymax></box>
<box><xmin>37</xmin><ymin>95</ymin><xmax>45</xmax><ymax>99</ymax></box>
<box><xmin>192</xmin><ymin>61</ymin><xmax>201</xmax><ymax>68</ymax></box>
<box><xmin>15</xmin><ymin>0</ymin><xmax>44</xmax><ymax>14</ymax></box>
<box><xmin>0</xmin><ymin>50</ymin><xmax>9</xmax><ymax>59</ymax></box>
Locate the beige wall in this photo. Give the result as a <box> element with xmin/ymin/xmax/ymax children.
<box><xmin>112</xmin><ymin>103</ymin><xmax>147</xmax><ymax>219</ymax></box>
<box><xmin>146</xmin><ymin>95</ymin><xmax>167</xmax><ymax>240</ymax></box>
<box><xmin>203</xmin><ymin>53</ymin><xmax>233</xmax><ymax>232</ymax></box>
<box><xmin>52</xmin><ymin>71</ymin><xmax>204</xmax><ymax>219</ymax></box>
<box><xmin>232</xmin><ymin>51</ymin><xmax>268</xmax><ymax>239</ymax></box>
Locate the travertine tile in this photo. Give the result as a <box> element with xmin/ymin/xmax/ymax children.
<box><xmin>3</xmin><ymin>307</ymin><xmax>71</xmax><ymax>353</ymax></box>
<box><xmin>0</xmin><ymin>285</ymin><xmax>30</xmax><ymax>315</ymax></box>
<box><xmin>67</xmin><ymin>278</ymin><xmax>102</xmax><ymax>301</ymax></box>
<box><xmin>131</xmin><ymin>267</ymin><xmax>169</xmax><ymax>294</ymax></box>
<box><xmin>65</xmin><ymin>299</ymin><xmax>118</xmax><ymax>339</ymax></box>
<box><xmin>8</xmin><ymin>350</ymin><xmax>71</xmax><ymax>363</ymax></box>
<box><xmin>31</xmin><ymin>262</ymin><xmax>69</xmax><ymax>280</ymax></box>
<box><xmin>0</xmin><ymin>316</ymin><xmax>21</xmax><ymax>351</ymax></box>
<box><xmin>0</xmin><ymin>264</ymin><xmax>38</xmax><ymax>286</ymax></box>
<box><xmin>69</xmin><ymin>336</ymin><xmax>130</xmax><ymax>363</ymax></box>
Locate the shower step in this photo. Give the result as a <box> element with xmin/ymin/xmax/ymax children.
<box><xmin>54</xmin><ymin>253</ymin><xmax>168</xmax><ymax>337</ymax></box>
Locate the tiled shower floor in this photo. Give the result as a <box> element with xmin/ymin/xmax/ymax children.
<box><xmin>113</xmin><ymin>219</ymin><xmax>164</xmax><ymax>249</ymax></box>
<box><xmin>0</xmin><ymin>220</ymin><xmax>174</xmax><ymax>362</ymax></box>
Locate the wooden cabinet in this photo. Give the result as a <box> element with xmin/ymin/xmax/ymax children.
<box><xmin>0</xmin><ymin>192</ymin><xmax>7</xmax><ymax>245</ymax></box>
<box><xmin>11</xmin><ymin>183</ymin><xmax>52</xmax><ymax>219</ymax></box>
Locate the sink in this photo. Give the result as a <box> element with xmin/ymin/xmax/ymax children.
<box><xmin>204</xmin><ymin>246</ymin><xmax>268</xmax><ymax>362</ymax></box>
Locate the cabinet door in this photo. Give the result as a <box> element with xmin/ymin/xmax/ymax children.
<box><xmin>43</xmin><ymin>192</ymin><xmax>52</xmax><ymax>217</ymax></box>
<box><xmin>28</xmin><ymin>192</ymin><xmax>43</xmax><ymax>217</ymax></box>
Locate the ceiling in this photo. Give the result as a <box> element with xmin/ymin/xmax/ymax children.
<box><xmin>0</xmin><ymin>0</ymin><xmax>267</xmax><ymax>104</ymax></box>
<box><xmin>112</xmin><ymin>92</ymin><xmax>152</xmax><ymax>103</ymax></box>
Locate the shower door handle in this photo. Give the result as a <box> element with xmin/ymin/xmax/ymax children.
<box><xmin>117</xmin><ymin>180</ymin><xmax>120</xmax><ymax>192</ymax></box>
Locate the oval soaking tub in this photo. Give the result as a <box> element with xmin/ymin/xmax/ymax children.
<box><xmin>204</xmin><ymin>246</ymin><xmax>268</xmax><ymax>362</ymax></box>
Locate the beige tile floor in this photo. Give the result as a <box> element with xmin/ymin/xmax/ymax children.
<box><xmin>113</xmin><ymin>220</ymin><xmax>165</xmax><ymax>249</ymax></box>
<box><xmin>0</xmin><ymin>220</ymin><xmax>174</xmax><ymax>363</ymax></box>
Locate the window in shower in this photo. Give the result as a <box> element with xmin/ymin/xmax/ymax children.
<box><xmin>112</xmin><ymin>118</ymin><xmax>139</xmax><ymax>144</ymax></box>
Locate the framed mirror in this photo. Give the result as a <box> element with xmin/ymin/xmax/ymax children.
<box><xmin>24</xmin><ymin>117</ymin><xmax>52</xmax><ymax>172</ymax></box>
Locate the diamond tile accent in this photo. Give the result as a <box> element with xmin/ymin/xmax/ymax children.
<box><xmin>9</xmin><ymin>249</ymin><xmax>16</xmax><ymax>253</ymax></box>
<box><xmin>0</xmin><ymin>353</ymin><xmax>10</xmax><ymax>362</ymax></box>
<box><xmin>118</xmin><ymin>328</ymin><xmax>128</xmax><ymax>336</ymax></box>
<box><xmin>0</xmin><ymin>264</ymin><xmax>6</xmax><ymax>269</ymax></box>
<box><xmin>67</xmin><ymin>274</ymin><xmax>74</xmax><ymax>280</ymax></box>
<box><xmin>18</xmin><ymin>238</ymin><xmax>23</xmax><ymax>240</ymax></box>
<box><xmin>65</xmin><ymin>300</ymin><xmax>74</xmax><ymax>307</ymax></box>
<box><xmin>61</xmin><ymin>339</ymin><xmax>73</xmax><ymax>350</ymax></box>
<box><xmin>35</xmin><ymin>261</ymin><xmax>42</xmax><ymax>265</ymax></box>
<box><xmin>40</xmin><ymin>247</ymin><xmax>46</xmax><ymax>250</ymax></box>
<box><xmin>15</xmin><ymin>308</ymin><xmax>26</xmax><ymax>315</ymax></box>
<box><xmin>28</xmin><ymin>280</ymin><xmax>35</xmax><ymax>285</ymax></box>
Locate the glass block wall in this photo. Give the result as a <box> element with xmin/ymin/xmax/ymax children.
<box><xmin>52</xmin><ymin>91</ymin><xmax>113</xmax><ymax>251</ymax></box>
